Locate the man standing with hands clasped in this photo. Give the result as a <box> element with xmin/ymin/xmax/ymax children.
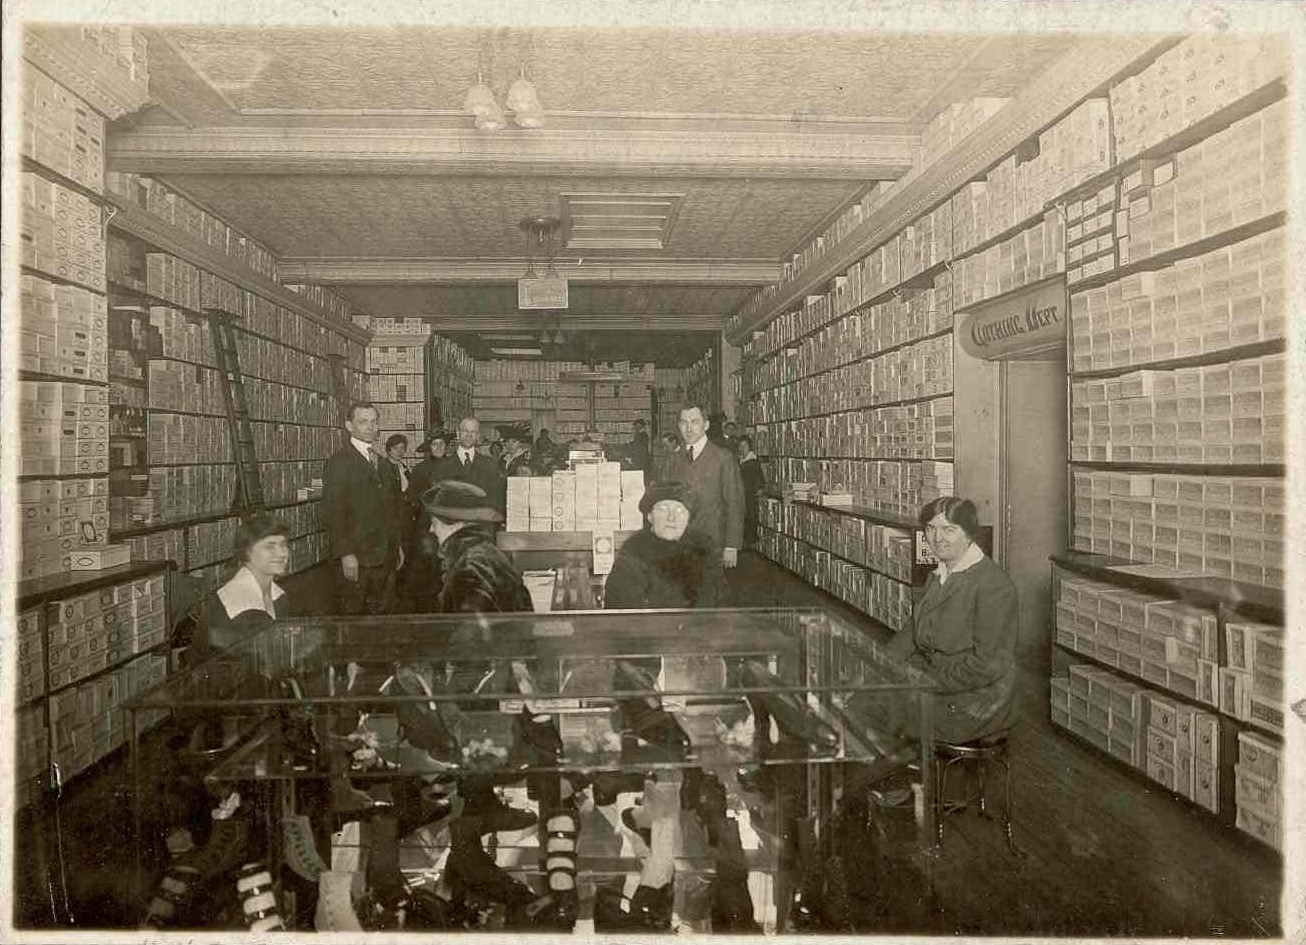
<box><xmin>324</xmin><ymin>402</ymin><xmax>406</xmax><ymax>614</ymax></box>
<box><xmin>667</xmin><ymin>403</ymin><xmax>745</xmax><ymax>572</ymax></box>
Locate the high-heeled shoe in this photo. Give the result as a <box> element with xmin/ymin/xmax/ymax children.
<box><xmin>446</xmin><ymin>822</ymin><xmax>536</xmax><ymax>914</ymax></box>
<box><xmin>235</xmin><ymin>860</ymin><xmax>287</xmax><ymax>932</ymax></box>
<box><xmin>587</xmin><ymin>769</ymin><xmax>645</xmax><ymax>807</ymax></box>
<box><xmin>140</xmin><ymin>792</ymin><xmax>250</xmax><ymax>928</ymax></box>
<box><xmin>278</xmin><ymin>677</ymin><xmax>322</xmax><ymax>771</ymax></box>
<box><xmin>740</xmin><ymin>661</ymin><xmax>840</xmax><ymax>754</ymax></box>
<box><xmin>612</xmin><ymin>661</ymin><xmax>693</xmax><ymax>759</ymax></box>
<box><xmin>593</xmin><ymin>881</ymin><xmax>675</xmax><ymax>932</ymax></box>
<box><xmin>386</xmin><ymin>665</ymin><xmax>459</xmax><ymax>761</ymax></box>
<box><xmin>460</xmin><ymin>777</ymin><xmax>538</xmax><ymax>834</ymax></box>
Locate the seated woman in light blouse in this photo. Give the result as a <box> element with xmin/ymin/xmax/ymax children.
<box><xmin>189</xmin><ymin>514</ymin><xmax>293</xmax><ymax>664</ymax></box>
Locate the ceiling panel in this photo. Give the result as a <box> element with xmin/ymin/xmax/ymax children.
<box><xmin>161</xmin><ymin>27</ymin><xmax>1075</xmax><ymax>121</ymax></box>
<box><xmin>170</xmin><ymin>174</ymin><xmax>859</xmax><ymax>259</ymax></box>
<box><xmin>444</xmin><ymin>329</ymin><xmax>718</xmax><ymax>368</ymax></box>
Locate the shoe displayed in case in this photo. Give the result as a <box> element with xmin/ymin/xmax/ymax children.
<box><xmin>282</xmin><ymin>814</ymin><xmax>328</xmax><ymax>882</ymax></box>
<box><xmin>593</xmin><ymin>881</ymin><xmax>675</xmax><ymax>932</ymax></box>
<box><xmin>235</xmin><ymin>860</ymin><xmax>287</xmax><ymax>932</ymax></box>
<box><xmin>315</xmin><ymin>870</ymin><xmax>364</xmax><ymax>931</ymax></box>
<box><xmin>740</xmin><ymin>661</ymin><xmax>840</xmax><ymax>754</ymax></box>
<box><xmin>524</xmin><ymin>804</ymin><xmax>580</xmax><ymax>930</ymax></box>
<box><xmin>386</xmin><ymin>665</ymin><xmax>459</xmax><ymax>761</ymax></box>
<box><xmin>140</xmin><ymin>793</ymin><xmax>251</xmax><ymax>928</ymax></box>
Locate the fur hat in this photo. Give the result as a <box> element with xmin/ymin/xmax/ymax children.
<box><xmin>422</xmin><ymin>480</ymin><xmax>504</xmax><ymax>523</ymax></box>
<box><xmin>637</xmin><ymin>479</ymin><xmax>698</xmax><ymax>517</ymax></box>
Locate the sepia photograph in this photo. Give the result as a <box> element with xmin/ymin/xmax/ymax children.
<box><xmin>0</xmin><ymin>0</ymin><xmax>1302</xmax><ymax>941</ymax></box>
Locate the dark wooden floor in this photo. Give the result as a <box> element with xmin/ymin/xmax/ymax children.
<box><xmin>10</xmin><ymin>552</ymin><xmax>1283</xmax><ymax>935</ymax></box>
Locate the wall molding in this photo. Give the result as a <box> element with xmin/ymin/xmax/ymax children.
<box><xmin>279</xmin><ymin>257</ymin><xmax>781</xmax><ymax>285</ymax></box>
<box><xmin>107</xmin><ymin>123</ymin><xmax>918</xmax><ymax>180</ymax></box>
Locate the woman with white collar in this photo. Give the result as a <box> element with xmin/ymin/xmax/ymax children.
<box><xmin>191</xmin><ymin>514</ymin><xmax>292</xmax><ymax>662</ymax></box>
<box><xmin>885</xmin><ymin>496</ymin><xmax>1021</xmax><ymax>744</ymax></box>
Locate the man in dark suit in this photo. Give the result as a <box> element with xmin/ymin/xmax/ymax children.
<box><xmin>432</xmin><ymin>416</ymin><xmax>506</xmax><ymax>512</ymax></box>
<box><xmin>324</xmin><ymin>402</ymin><xmax>406</xmax><ymax>614</ymax></box>
<box><xmin>666</xmin><ymin>403</ymin><xmax>745</xmax><ymax>571</ymax></box>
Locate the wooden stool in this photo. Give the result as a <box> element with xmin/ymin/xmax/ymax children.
<box><xmin>930</xmin><ymin>731</ymin><xmax>1024</xmax><ymax>857</ymax></box>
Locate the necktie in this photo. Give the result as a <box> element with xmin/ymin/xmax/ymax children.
<box><xmin>462</xmin><ymin>452</ymin><xmax>470</xmax><ymax>467</ymax></box>
<box><xmin>368</xmin><ymin>452</ymin><xmax>377</xmax><ymax>471</ymax></box>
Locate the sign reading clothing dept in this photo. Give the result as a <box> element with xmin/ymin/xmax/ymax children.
<box><xmin>957</xmin><ymin>276</ymin><xmax>1067</xmax><ymax>361</ymax></box>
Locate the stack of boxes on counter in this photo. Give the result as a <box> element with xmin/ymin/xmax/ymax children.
<box><xmin>367</xmin><ymin>339</ymin><xmax>427</xmax><ymax>450</ymax></box>
<box><xmin>1050</xmin><ymin>664</ymin><xmax>1221</xmax><ymax>814</ymax></box>
<box><xmin>1234</xmin><ymin>731</ymin><xmax>1282</xmax><ymax>850</ymax></box>
<box><xmin>1106</xmin><ymin>100</ymin><xmax>1287</xmax><ymax>280</ymax></box>
<box><xmin>1070</xmin><ymin>470</ymin><xmax>1283</xmax><ymax>589</ymax></box>
<box><xmin>19</xmin><ymin>171</ymin><xmax>105</xmax><ymax>294</ymax></box>
<box><xmin>1110</xmin><ymin>35</ymin><xmax>1287</xmax><ymax>162</ymax></box>
<box><xmin>1069</xmin><ymin>227</ymin><xmax>1286</xmax><ymax>371</ymax></box>
<box><xmin>14</xmin><ymin>571</ymin><xmax>169</xmax><ymax>799</ymax></box>
<box><xmin>1069</xmin><ymin>352</ymin><xmax>1286</xmax><ymax>466</ymax></box>
<box><xmin>506</xmin><ymin>464</ymin><xmax>646</xmax><ymax>533</ymax></box>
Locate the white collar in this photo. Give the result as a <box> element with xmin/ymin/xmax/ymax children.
<box><xmin>350</xmin><ymin>437</ymin><xmax>374</xmax><ymax>461</ymax></box>
<box><xmin>936</xmin><ymin>542</ymin><xmax>984</xmax><ymax>585</ymax></box>
<box><xmin>741</xmin><ymin>450</ymin><xmax>757</xmax><ymax>463</ymax></box>
<box><xmin>686</xmin><ymin>437</ymin><xmax>707</xmax><ymax>459</ymax></box>
<box><xmin>458</xmin><ymin>446</ymin><xmax>476</xmax><ymax>461</ymax></box>
<box><xmin>217</xmin><ymin>566</ymin><xmax>285</xmax><ymax>620</ymax></box>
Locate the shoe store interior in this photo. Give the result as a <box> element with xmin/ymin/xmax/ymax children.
<box><xmin>5</xmin><ymin>9</ymin><xmax>1299</xmax><ymax>939</ymax></box>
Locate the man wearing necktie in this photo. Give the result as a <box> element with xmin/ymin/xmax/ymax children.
<box><xmin>667</xmin><ymin>403</ymin><xmax>745</xmax><ymax>574</ymax></box>
<box><xmin>428</xmin><ymin>416</ymin><xmax>506</xmax><ymax>516</ymax></box>
<box><xmin>323</xmin><ymin>402</ymin><xmax>406</xmax><ymax>615</ymax></box>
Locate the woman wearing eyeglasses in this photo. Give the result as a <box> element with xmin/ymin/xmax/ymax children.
<box><xmin>886</xmin><ymin>495</ymin><xmax>1021</xmax><ymax>743</ymax></box>
<box><xmin>603</xmin><ymin>480</ymin><xmax>722</xmax><ymax>610</ymax></box>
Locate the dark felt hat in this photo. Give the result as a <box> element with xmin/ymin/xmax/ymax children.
<box><xmin>638</xmin><ymin>479</ymin><xmax>697</xmax><ymax>517</ymax></box>
<box><xmin>422</xmin><ymin>480</ymin><xmax>504</xmax><ymax>523</ymax></box>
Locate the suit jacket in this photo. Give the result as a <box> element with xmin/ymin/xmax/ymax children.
<box><xmin>431</xmin><ymin>451</ymin><xmax>506</xmax><ymax>511</ymax></box>
<box><xmin>887</xmin><ymin>554</ymin><xmax>1021</xmax><ymax>743</ymax></box>
<box><xmin>666</xmin><ymin>438</ymin><xmax>745</xmax><ymax>552</ymax></box>
<box><xmin>323</xmin><ymin>443</ymin><xmax>405</xmax><ymax>568</ymax></box>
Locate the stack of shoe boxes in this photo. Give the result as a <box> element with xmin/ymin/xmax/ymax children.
<box><xmin>1069</xmin><ymin>352</ymin><xmax>1285</xmax><ymax>464</ymax></box>
<box><xmin>20</xmin><ymin>275</ymin><xmax>109</xmax><ymax>382</ymax></box>
<box><xmin>19</xmin><ymin>68</ymin><xmax>106</xmax><ymax>192</ymax></box>
<box><xmin>1110</xmin><ymin>35</ymin><xmax>1287</xmax><ymax>162</ymax></box>
<box><xmin>1069</xmin><ymin>470</ymin><xmax>1284</xmax><ymax>589</ymax></box>
<box><xmin>1234</xmin><ymin>732</ymin><xmax>1282</xmax><ymax>850</ymax></box>
<box><xmin>954</xmin><ymin>210</ymin><xmax>1064</xmax><ymax>307</ymax></box>
<box><xmin>1114</xmin><ymin>101</ymin><xmax>1287</xmax><ymax>275</ymax></box>
<box><xmin>1222</xmin><ymin>619</ymin><xmax>1284</xmax><ymax>733</ymax></box>
<box><xmin>20</xmin><ymin>173</ymin><xmax>105</xmax><ymax>293</ymax></box>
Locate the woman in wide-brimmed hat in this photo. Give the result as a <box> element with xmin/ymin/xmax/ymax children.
<box><xmin>603</xmin><ymin>479</ymin><xmax>722</xmax><ymax>610</ymax></box>
<box><xmin>422</xmin><ymin>479</ymin><xmax>533</xmax><ymax>614</ymax></box>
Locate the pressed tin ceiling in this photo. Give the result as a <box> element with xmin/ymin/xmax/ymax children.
<box><xmin>119</xmin><ymin>27</ymin><xmax>1087</xmax><ymax>344</ymax></box>
<box><xmin>168</xmin><ymin>175</ymin><xmax>857</xmax><ymax>260</ymax></box>
<box><xmin>160</xmin><ymin>27</ymin><xmax>1077</xmax><ymax>119</ymax></box>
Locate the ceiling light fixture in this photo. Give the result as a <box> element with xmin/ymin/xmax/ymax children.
<box><xmin>490</xmin><ymin>346</ymin><xmax>544</xmax><ymax>356</ymax></box>
<box><xmin>464</xmin><ymin>71</ymin><xmax>507</xmax><ymax>131</ymax></box>
<box><xmin>506</xmin><ymin>66</ymin><xmax>545</xmax><ymax>128</ymax></box>
<box><xmin>464</xmin><ymin>65</ymin><xmax>545</xmax><ymax>131</ymax></box>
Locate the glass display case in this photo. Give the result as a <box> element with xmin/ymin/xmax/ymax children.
<box><xmin>123</xmin><ymin>606</ymin><xmax>935</xmax><ymax>933</ymax></box>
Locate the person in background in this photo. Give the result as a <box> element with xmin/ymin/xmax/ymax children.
<box><xmin>722</xmin><ymin>420</ymin><xmax>740</xmax><ymax>453</ymax></box>
<box><xmin>603</xmin><ymin>480</ymin><xmax>721</xmax><ymax>609</ymax></box>
<box><xmin>649</xmin><ymin>431</ymin><xmax>679</xmax><ymax>483</ymax></box>
<box><xmin>405</xmin><ymin>438</ymin><xmax>446</xmax><ymax>611</ymax></box>
<box><xmin>488</xmin><ymin>440</ymin><xmax>504</xmax><ymax>464</ymax></box>
<box><xmin>886</xmin><ymin>496</ymin><xmax>1021</xmax><ymax>743</ymax></box>
<box><xmin>434</xmin><ymin>416</ymin><xmax>506</xmax><ymax>512</ymax></box>
<box><xmin>324</xmin><ymin>402</ymin><xmax>405</xmax><ymax>615</ymax></box>
<box><xmin>385</xmin><ymin>434</ymin><xmax>410</xmax><ymax>493</ymax></box>
<box><xmin>622</xmin><ymin>418</ymin><xmax>652</xmax><ymax>478</ymax></box>
<box><xmin>190</xmin><ymin>514</ymin><xmax>292</xmax><ymax>662</ymax></box>
<box><xmin>735</xmin><ymin>434</ymin><xmax>765</xmax><ymax>549</ymax></box>
<box><xmin>502</xmin><ymin>435</ymin><xmax>533</xmax><ymax>477</ymax></box>
<box><xmin>666</xmin><ymin>403</ymin><xmax>745</xmax><ymax>571</ymax></box>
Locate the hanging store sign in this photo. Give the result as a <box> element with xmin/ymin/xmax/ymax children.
<box><xmin>518</xmin><ymin>275</ymin><xmax>569</xmax><ymax>310</ymax></box>
<box><xmin>958</xmin><ymin>276</ymin><xmax>1067</xmax><ymax>361</ymax></box>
